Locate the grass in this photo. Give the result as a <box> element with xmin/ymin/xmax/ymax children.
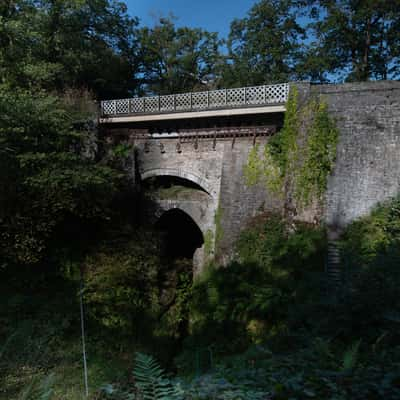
<box><xmin>0</xmin><ymin>333</ymin><xmax>132</xmax><ymax>400</ymax></box>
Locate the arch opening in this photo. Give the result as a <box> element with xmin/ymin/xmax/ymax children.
<box><xmin>156</xmin><ymin>208</ymin><xmax>204</xmax><ymax>260</ymax></box>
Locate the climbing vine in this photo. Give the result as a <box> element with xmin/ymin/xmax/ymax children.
<box><xmin>244</xmin><ymin>86</ymin><xmax>338</xmax><ymax>207</ymax></box>
<box><xmin>214</xmin><ymin>205</ymin><xmax>224</xmax><ymax>246</ymax></box>
<box><xmin>204</xmin><ymin>229</ymin><xmax>214</xmax><ymax>257</ymax></box>
<box><xmin>296</xmin><ymin>100</ymin><xmax>338</xmax><ymax>205</ymax></box>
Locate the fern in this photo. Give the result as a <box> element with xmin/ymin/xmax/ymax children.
<box><xmin>342</xmin><ymin>339</ymin><xmax>361</xmax><ymax>372</ymax></box>
<box><xmin>133</xmin><ymin>352</ymin><xmax>181</xmax><ymax>400</ymax></box>
<box><xmin>19</xmin><ymin>373</ymin><xmax>55</xmax><ymax>400</ymax></box>
<box><xmin>0</xmin><ymin>332</ymin><xmax>17</xmax><ymax>360</ymax></box>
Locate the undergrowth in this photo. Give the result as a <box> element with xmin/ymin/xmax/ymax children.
<box><xmin>3</xmin><ymin>197</ymin><xmax>400</xmax><ymax>399</ymax></box>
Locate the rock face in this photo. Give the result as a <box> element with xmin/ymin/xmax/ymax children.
<box><xmin>102</xmin><ymin>80</ymin><xmax>400</xmax><ymax>272</ymax></box>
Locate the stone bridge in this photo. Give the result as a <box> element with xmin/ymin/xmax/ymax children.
<box><xmin>99</xmin><ymin>81</ymin><xmax>400</xmax><ymax>276</ymax></box>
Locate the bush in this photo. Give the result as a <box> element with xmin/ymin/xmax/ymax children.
<box><xmin>181</xmin><ymin>214</ymin><xmax>326</xmax><ymax>364</ymax></box>
<box><xmin>335</xmin><ymin>196</ymin><xmax>400</xmax><ymax>341</ymax></box>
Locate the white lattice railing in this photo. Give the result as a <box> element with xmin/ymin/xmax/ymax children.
<box><xmin>101</xmin><ymin>83</ymin><xmax>289</xmax><ymax>116</ymax></box>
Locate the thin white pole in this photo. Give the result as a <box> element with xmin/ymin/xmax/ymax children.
<box><xmin>79</xmin><ymin>270</ymin><xmax>89</xmax><ymax>397</ymax></box>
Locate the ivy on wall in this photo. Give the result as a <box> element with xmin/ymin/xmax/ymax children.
<box><xmin>244</xmin><ymin>86</ymin><xmax>338</xmax><ymax>207</ymax></box>
<box><xmin>204</xmin><ymin>229</ymin><xmax>214</xmax><ymax>257</ymax></box>
<box><xmin>214</xmin><ymin>205</ymin><xmax>224</xmax><ymax>245</ymax></box>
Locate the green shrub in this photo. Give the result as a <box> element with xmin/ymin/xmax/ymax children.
<box><xmin>177</xmin><ymin>341</ymin><xmax>400</xmax><ymax>400</ymax></box>
<box><xmin>336</xmin><ymin>196</ymin><xmax>400</xmax><ymax>340</ymax></box>
<box><xmin>183</xmin><ymin>214</ymin><xmax>326</xmax><ymax>361</ymax></box>
<box><xmin>100</xmin><ymin>352</ymin><xmax>181</xmax><ymax>400</ymax></box>
<box><xmin>84</xmin><ymin>232</ymin><xmax>161</xmax><ymax>337</ymax></box>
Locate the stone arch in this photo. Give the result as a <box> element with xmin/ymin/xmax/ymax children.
<box><xmin>155</xmin><ymin>207</ymin><xmax>204</xmax><ymax>262</ymax></box>
<box><xmin>141</xmin><ymin>168</ymin><xmax>212</xmax><ymax>196</ymax></box>
<box><xmin>154</xmin><ymin>201</ymin><xmax>206</xmax><ymax>233</ymax></box>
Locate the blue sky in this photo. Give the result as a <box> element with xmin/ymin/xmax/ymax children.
<box><xmin>125</xmin><ymin>0</ymin><xmax>257</xmax><ymax>39</ymax></box>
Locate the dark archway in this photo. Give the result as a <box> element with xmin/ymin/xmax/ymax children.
<box><xmin>156</xmin><ymin>208</ymin><xmax>204</xmax><ymax>260</ymax></box>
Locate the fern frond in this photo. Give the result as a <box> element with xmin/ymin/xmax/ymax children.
<box><xmin>0</xmin><ymin>332</ymin><xmax>18</xmax><ymax>360</ymax></box>
<box><xmin>19</xmin><ymin>373</ymin><xmax>55</xmax><ymax>400</ymax></box>
<box><xmin>342</xmin><ymin>339</ymin><xmax>361</xmax><ymax>371</ymax></box>
<box><xmin>133</xmin><ymin>352</ymin><xmax>181</xmax><ymax>400</ymax></box>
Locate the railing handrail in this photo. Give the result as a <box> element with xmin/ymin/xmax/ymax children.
<box><xmin>101</xmin><ymin>83</ymin><xmax>289</xmax><ymax>117</ymax></box>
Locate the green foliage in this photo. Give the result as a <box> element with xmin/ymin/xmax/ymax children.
<box><xmin>18</xmin><ymin>373</ymin><xmax>55</xmax><ymax>400</ymax></box>
<box><xmin>203</xmin><ymin>230</ymin><xmax>214</xmax><ymax>258</ymax></box>
<box><xmin>333</xmin><ymin>196</ymin><xmax>400</xmax><ymax>338</ymax></box>
<box><xmin>84</xmin><ymin>232</ymin><xmax>161</xmax><ymax>335</ymax></box>
<box><xmin>243</xmin><ymin>145</ymin><xmax>263</xmax><ymax>186</ymax></box>
<box><xmin>177</xmin><ymin>341</ymin><xmax>400</xmax><ymax>400</ymax></box>
<box><xmin>214</xmin><ymin>206</ymin><xmax>224</xmax><ymax>246</ymax></box>
<box><xmin>0</xmin><ymin>0</ymin><xmax>140</xmax><ymax>97</ymax></box>
<box><xmin>139</xmin><ymin>17</ymin><xmax>222</xmax><ymax>94</ymax></box>
<box><xmin>82</xmin><ymin>229</ymin><xmax>194</xmax><ymax>355</ymax></box>
<box><xmin>268</xmin><ymin>83</ymin><xmax>300</xmax><ymax>177</ymax></box>
<box><xmin>111</xmin><ymin>143</ymin><xmax>134</xmax><ymax>160</ymax></box>
<box><xmin>100</xmin><ymin>353</ymin><xmax>182</xmax><ymax>400</ymax></box>
<box><xmin>133</xmin><ymin>352</ymin><xmax>181</xmax><ymax>400</ymax></box>
<box><xmin>235</xmin><ymin>214</ymin><xmax>325</xmax><ymax>270</ymax></box>
<box><xmin>296</xmin><ymin>100</ymin><xmax>339</xmax><ymax>205</ymax></box>
<box><xmin>341</xmin><ymin>196</ymin><xmax>400</xmax><ymax>266</ymax></box>
<box><xmin>244</xmin><ymin>144</ymin><xmax>283</xmax><ymax>195</ymax></box>
<box><xmin>244</xmin><ymin>87</ymin><xmax>338</xmax><ymax>208</ymax></box>
<box><xmin>308</xmin><ymin>0</ymin><xmax>400</xmax><ymax>82</ymax></box>
<box><xmin>2</xmin><ymin>2</ymin><xmax>400</xmax><ymax>400</ymax></box>
<box><xmin>222</xmin><ymin>0</ymin><xmax>400</xmax><ymax>84</ymax></box>
<box><xmin>222</xmin><ymin>0</ymin><xmax>304</xmax><ymax>86</ymax></box>
<box><xmin>187</xmin><ymin>214</ymin><xmax>326</xmax><ymax>354</ymax></box>
<box><xmin>0</xmin><ymin>85</ymin><xmax>123</xmax><ymax>265</ymax></box>
<box><xmin>342</xmin><ymin>340</ymin><xmax>361</xmax><ymax>372</ymax></box>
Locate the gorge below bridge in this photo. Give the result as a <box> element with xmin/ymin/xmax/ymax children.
<box><xmin>99</xmin><ymin>81</ymin><xmax>400</xmax><ymax>278</ymax></box>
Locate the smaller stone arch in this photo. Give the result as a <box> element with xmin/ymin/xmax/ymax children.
<box><xmin>156</xmin><ymin>207</ymin><xmax>204</xmax><ymax>262</ymax></box>
<box><xmin>141</xmin><ymin>168</ymin><xmax>213</xmax><ymax>196</ymax></box>
<box><xmin>154</xmin><ymin>201</ymin><xmax>207</xmax><ymax>233</ymax></box>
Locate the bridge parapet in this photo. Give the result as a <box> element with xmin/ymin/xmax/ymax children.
<box><xmin>100</xmin><ymin>83</ymin><xmax>289</xmax><ymax>118</ymax></box>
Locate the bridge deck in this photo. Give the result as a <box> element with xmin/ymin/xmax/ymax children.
<box><xmin>100</xmin><ymin>83</ymin><xmax>288</xmax><ymax>123</ymax></box>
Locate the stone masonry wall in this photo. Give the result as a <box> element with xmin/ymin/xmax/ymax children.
<box><xmin>134</xmin><ymin>135</ymin><xmax>282</xmax><ymax>268</ymax></box>
<box><xmin>313</xmin><ymin>81</ymin><xmax>400</xmax><ymax>231</ymax></box>
<box><xmin>214</xmin><ymin>80</ymin><xmax>400</xmax><ymax>260</ymax></box>
<box><xmin>216</xmin><ymin>136</ymin><xmax>281</xmax><ymax>263</ymax></box>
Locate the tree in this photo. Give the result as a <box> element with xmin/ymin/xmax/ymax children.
<box><xmin>0</xmin><ymin>0</ymin><xmax>140</xmax><ymax>97</ymax></box>
<box><xmin>308</xmin><ymin>0</ymin><xmax>400</xmax><ymax>81</ymax></box>
<box><xmin>0</xmin><ymin>85</ymin><xmax>123</xmax><ymax>265</ymax></box>
<box><xmin>138</xmin><ymin>17</ymin><xmax>222</xmax><ymax>94</ymax></box>
<box><xmin>222</xmin><ymin>0</ymin><xmax>305</xmax><ymax>87</ymax></box>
